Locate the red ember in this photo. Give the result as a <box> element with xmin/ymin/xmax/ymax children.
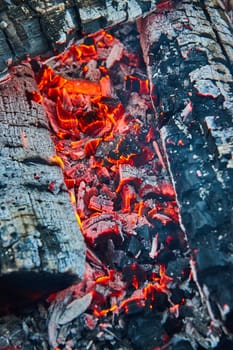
<box><xmin>34</xmin><ymin>28</ymin><xmax>187</xmax><ymax>335</ymax></box>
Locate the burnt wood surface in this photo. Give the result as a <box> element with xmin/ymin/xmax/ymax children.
<box><xmin>0</xmin><ymin>64</ymin><xmax>85</xmax><ymax>308</ymax></box>
<box><xmin>138</xmin><ymin>0</ymin><xmax>233</xmax><ymax>333</ymax></box>
<box><xmin>0</xmin><ymin>0</ymin><xmax>168</xmax><ymax>81</ymax></box>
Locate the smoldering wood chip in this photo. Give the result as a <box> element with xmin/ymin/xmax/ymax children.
<box><xmin>58</xmin><ymin>293</ymin><xmax>92</xmax><ymax>325</ymax></box>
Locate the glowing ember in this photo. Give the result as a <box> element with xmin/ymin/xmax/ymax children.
<box><xmin>34</xmin><ymin>27</ymin><xmax>189</xmax><ymax>347</ymax></box>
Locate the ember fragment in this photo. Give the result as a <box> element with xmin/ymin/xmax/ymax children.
<box><xmin>127</xmin><ymin>236</ymin><xmax>143</xmax><ymax>258</ymax></box>
<box><xmin>125</xmin><ymin>76</ymin><xmax>150</xmax><ymax>94</ymax></box>
<box><xmin>164</xmin><ymin>316</ymin><xmax>183</xmax><ymax>337</ymax></box>
<box><xmin>116</xmin><ymin>164</ymin><xmax>143</xmax><ymax>192</ymax></box>
<box><xmin>144</xmin><ymin>286</ymin><xmax>170</xmax><ymax>312</ymax></box>
<box><xmin>82</xmin><ymin>214</ymin><xmax>123</xmax><ymax>245</ymax></box>
<box><xmin>88</xmin><ymin>195</ymin><xmax>114</xmax><ymax>213</ymax></box>
<box><xmin>123</xmin><ymin>263</ymin><xmax>146</xmax><ymax>289</ymax></box>
<box><xmin>121</xmin><ymin>184</ymin><xmax>136</xmax><ymax>213</ymax></box>
<box><xmin>139</xmin><ymin>181</ymin><xmax>176</xmax><ymax>200</ymax></box>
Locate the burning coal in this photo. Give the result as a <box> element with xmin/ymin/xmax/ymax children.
<box><xmin>32</xmin><ymin>25</ymin><xmax>198</xmax><ymax>350</ymax></box>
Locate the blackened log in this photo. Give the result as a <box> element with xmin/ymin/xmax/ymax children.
<box><xmin>0</xmin><ymin>0</ymin><xmax>167</xmax><ymax>81</ymax></box>
<box><xmin>138</xmin><ymin>0</ymin><xmax>233</xmax><ymax>333</ymax></box>
<box><xmin>0</xmin><ymin>64</ymin><xmax>85</xmax><ymax>309</ymax></box>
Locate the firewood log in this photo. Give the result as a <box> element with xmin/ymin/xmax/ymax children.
<box><xmin>138</xmin><ymin>0</ymin><xmax>233</xmax><ymax>332</ymax></box>
<box><xmin>0</xmin><ymin>63</ymin><xmax>85</xmax><ymax>309</ymax></box>
<box><xmin>0</xmin><ymin>0</ymin><xmax>163</xmax><ymax>81</ymax></box>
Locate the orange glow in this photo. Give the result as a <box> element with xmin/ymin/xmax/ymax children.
<box><xmin>49</xmin><ymin>154</ymin><xmax>64</xmax><ymax>170</ymax></box>
<box><xmin>103</xmin><ymin>32</ymin><xmax>115</xmax><ymax>45</ymax></box>
<box><xmin>84</xmin><ymin>138</ymin><xmax>102</xmax><ymax>156</ymax></box>
<box><xmin>68</xmin><ymin>190</ymin><xmax>76</xmax><ymax>205</ymax></box>
<box><xmin>143</xmin><ymin>283</ymin><xmax>156</xmax><ymax>301</ymax></box>
<box><xmin>61</xmin><ymin>44</ymin><xmax>82</xmax><ymax>62</ymax></box>
<box><xmin>148</xmin><ymin>207</ymin><xmax>158</xmax><ymax>217</ymax></box>
<box><xmin>37</xmin><ymin>66</ymin><xmax>54</xmax><ymax>91</ymax></box>
<box><xmin>99</xmin><ymin>65</ymin><xmax>108</xmax><ymax>74</ymax></box>
<box><xmin>95</xmin><ymin>275</ymin><xmax>110</xmax><ymax>285</ymax></box>
<box><xmin>39</xmin><ymin>67</ymin><xmax>102</xmax><ymax>97</ymax></box>
<box><xmin>121</xmin><ymin>185</ymin><xmax>136</xmax><ymax>213</ymax></box>
<box><xmin>132</xmin><ymin>275</ymin><xmax>139</xmax><ymax>289</ymax></box>
<box><xmin>62</xmin><ymin>78</ymin><xmax>102</xmax><ymax>96</ymax></box>
<box><xmin>162</xmin><ymin>202</ymin><xmax>179</xmax><ymax>222</ymax></box>
<box><xmin>93</xmin><ymin>304</ymin><xmax>117</xmax><ymax>317</ymax></box>
<box><xmin>75</xmin><ymin>213</ymin><xmax>82</xmax><ymax>228</ymax></box>
<box><xmin>177</xmin><ymin>139</ymin><xmax>184</xmax><ymax>146</ymax></box>
<box><xmin>79</xmin><ymin>44</ymin><xmax>97</xmax><ymax>57</ymax></box>
<box><xmin>125</xmin><ymin>75</ymin><xmax>150</xmax><ymax>94</ymax></box>
<box><xmin>159</xmin><ymin>265</ymin><xmax>173</xmax><ymax>289</ymax></box>
<box><xmin>55</xmin><ymin>141</ymin><xmax>65</xmax><ymax>152</ymax></box>
<box><xmin>169</xmin><ymin>304</ymin><xmax>180</xmax><ymax>316</ymax></box>
<box><xmin>151</xmin><ymin>273</ymin><xmax>160</xmax><ymax>283</ymax></box>
<box><xmin>96</xmin><ymin>41</ymin><xmax>106</xmax><ymax>48</ymax></box>
<box><xmin>159</xmin><ymin>181</ymin><xmax>176</xmax><ymax>198</ymax></box>
<box><xmin>64</xmin><ymin>178</ymin><xmax>76</xmax><ymax>189</ymax></box>
<box><xmin>30</xmin><ymin>91</ymin><xmax>42</xmax><ymax>103</ymax></box>
<box><xmin>119</xmin><ymin>296</ymin><xmax>145</xmax><ymax>313</ymax></box>
<box><xmin>56</xmin><ymin>96</ymin><xmax>78</xmax><ymax>129</ymax></box>
<box><xmin>83</xmin><ymin>65</ymin><xmax>88</xmax><ymax>74</ymax></box>
<box><xmin>137</xmin><ymin>201</ymin><xmax>144</xmax><ymax>217</ymax></box>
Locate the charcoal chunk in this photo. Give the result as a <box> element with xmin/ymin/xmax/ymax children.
<box><xmin>164</xmin><ymin>317</ymin><xmax>182</xmax><ymax>336</ymax></box>
<box><xmin>170</xmin><ymin>287</ymin><xmax>185</xmax><ymax>305</ymax></box>
<box><xmin>157</xmin><ymin>249</ymin><xmax>176</xmax><ymax>265</ymax></box>
<box><xmin>127</xmin><ymin>315</ymin><xmax>164</xmax><ymax>350</ymax></box>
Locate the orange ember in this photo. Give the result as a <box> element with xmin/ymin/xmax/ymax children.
<box><xmin>34</xmin><ymin>28</ymin><xmax>187</xmax><ymax>328</ymax></box>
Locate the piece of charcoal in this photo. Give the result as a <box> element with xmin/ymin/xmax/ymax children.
<box><xmin>122</xmin><ymin>263</ymin><xmax>146</xmax><ymax>288</ymax></box>
<box><xmin>120</xmin><ymin>298</ymin><xmax>145</xmax><ymax>316</ymax></box>
<box><xmin>111</xmin><ymin>249</ymin><xmax>131</xmax><ymax>269</ymax></box>
<box><xmin>165</xmin><ymin>233</ymin><xmax>182</xmax><ymax>250</ymax></box>
<box><xmin>145</xmin><ymin>289</ymin><xmax>170</xmax><ymax>312</ymax></box>
<box><xmin>157</xmin><ymin>249</ymin><xmax>176</xmax><ymax>265</ymax></box>
<box><xmin>136</xmin><ymin>225</ymin><xmax>151</xmax><ymax>243</ymax></box>
<box><xmin>127</xmin><ymin>315</ymin><xmax>164</xmax><ymax>350</ymax></box>
<box><xmin>164</xmin><ymin>316</ymin><xmax>183</xmax><ymax>336</ymax></box>
<box><xmin>188</xmin><ymin>201</ymin><xmax>217</xmax><ymax>235</ymax></box>
<box><xmin>179</xmin><ymin>305</ymin><xmax>194</xmax><ymax>318</ymax></box>
<box><xmin>116</xmin><ymin>164</ymin><xmax>143</xmax><ymax>192</ymax></box>
<box><xmin>170</xmin><ymin>287</ymin><xmax>185</xmax><ymax>305</ymax></box>
<box><xmin>202</xmin><ymin>269</ymin><xmax>233</xmax><ymax>331</ymax></box>
<box><xmin>127</xmin><ymin>236</ymin><xmax>143</xmax><ymax>257</ymax></box>
<box><xmin>196</xmin><ymin>247</ymin><xmax>227</xmax><ymax>273</ymax></box>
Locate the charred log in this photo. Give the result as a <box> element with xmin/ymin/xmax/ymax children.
<box><xmin>0</xmin><ymin>64</ymin><xmax>85</xmax><ymax>309</ymax></box>
<box><xmin>0</xmin><ymin>0</ymin><xmax>169</xmax><ymax>81</ymax></box>
<box><xmin>138</xmin><ymin>0</ymin><xmax>233</xmax><ymax>333</ymax></box>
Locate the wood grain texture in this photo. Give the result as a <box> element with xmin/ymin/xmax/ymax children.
<box><xmin>0</xmin><ymin>64</ymin><xmax>85</xmax><ymax>307</ymax></box>
<box><xmin>138</xmin><ymin>0</ymin><xmax>233</xmax><ymax>333</ymax></box>
<box><xmin>0</xmin><ymin>0</ymin><xmax>170</xmax><ymax>79</ymax></box>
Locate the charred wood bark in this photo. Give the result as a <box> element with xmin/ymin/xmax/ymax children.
<box><xmin>0</xmin><ymin>0</ymin><xmax>167</xmax><ymax>81</ymax></box>
<box><xmin>138</xmin><ymin>0</ymin><xmax>233</xmax><ymax>335</ymax></box>
<box><xmin>0</xmin><ymin>64</ymin><xmax>85</xmax><ymax>309</ymax></box>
